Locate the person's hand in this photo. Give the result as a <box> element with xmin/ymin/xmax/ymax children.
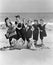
<box><xmin>31</xmin><ymin>26</ymin><xmax>34</xmax><ymax>31</ymax></box>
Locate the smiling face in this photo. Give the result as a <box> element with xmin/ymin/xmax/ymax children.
<box><xmin>7</xmin><ymin>19</ymin><xmax>11</xmax><ymax>26</ymax></box>
<box><xmin>15</xmin><ymin>15</ymin><xmax>21</xmax><ymax>23</ymax></box>
<box><xmin>34</xmin><ymin>20</ymin><xmax>38</xmax><ymax>25</ymax></box>
<box><xmin>16</xmin><ymin>17</ymin><xmax>20</xmax><ymax>20</ymax></box>
<box><xmin>5</xmin><ymin>18</ymin><xmax>12</xmax><ymax>27</ymax></box>
<box><xmin>40</xmin><ymin>19</ymin><xmax>44</xmax><ymax>25</ymax></box>
<box><xmin>16</xmin><ymin>17</ymin><xmax>20</xmax><ymax>23</ymax></box>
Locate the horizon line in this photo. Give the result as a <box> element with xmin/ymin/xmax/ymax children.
<box><xmin>0</xmin><ymin>12</ymin><xmax>53</xmax><ymax>14</ymax></box>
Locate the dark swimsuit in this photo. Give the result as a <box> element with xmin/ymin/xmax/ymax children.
<box><xmin>32</xmin><ymin>24</ymin><xmax>39</xmax><ymax>41</ymax></box>
<box><xmin>38</xmin><ymin>24</ymin><xmax>47</xmax><ymax>40</ymax></box>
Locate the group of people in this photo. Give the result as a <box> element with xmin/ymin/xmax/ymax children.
<box><xmin>5</xmin><ymin>15</ymin><xmax>47</xmax><ymax>49</ymax></box>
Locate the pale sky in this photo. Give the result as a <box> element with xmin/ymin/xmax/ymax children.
<box><xmin>0</xmin><ymin>0</ymin><xmax>53</xmax><ymax>13</ymax></box>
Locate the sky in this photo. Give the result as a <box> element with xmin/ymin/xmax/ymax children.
<box><xmin>0</xmin><ymin>0</ymin><xmax>53</xmax><ymax>13</ymax></box>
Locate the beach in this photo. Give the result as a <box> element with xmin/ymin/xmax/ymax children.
<box><xmin>0</xmin><ymin>13</ymin><xmax>53</xmax><ymax>65</ymax></box>
<box><xmin>0</xmin><ymin>22</ymin><xmax>53</xmax><ymax>65</ymax></box>
<box><xmin>0</xmin><ymin>0</ymin><xmax>53</xmax><ymax>64</ymax></box>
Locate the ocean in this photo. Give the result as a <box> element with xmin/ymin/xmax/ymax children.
<box><xmin>0</xmin><ymin>12</ymin><xmax>53</xmax><ymax>22</ymax></box>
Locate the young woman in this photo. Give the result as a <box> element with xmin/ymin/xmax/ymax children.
<box><xmin>25</xmin><ymin>24</ymin><xmax>32</xmax><ymax>49</ymax></box>
<box><xmin>38</xmin><ymin>19</ymin><xmax>47</xmax><ymax>46</ymax></box>
<box><xmin>15</xmin><ymin>15</ymin><xmax>26</xmax><ymax>41</ymax></box>
<box><xmin>5</xmin><ymin>17</ymin><xmax>18</xmax><ymax>47</ymax></box>
<box><xmin>32</xmin><ymin>20</ymin><xmax>39</xmax><ymax>47</ymax></box>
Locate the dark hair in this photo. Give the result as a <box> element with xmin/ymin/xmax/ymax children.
<box><xmin>5</xmin><ymin>17</ymin><xmax>9</xmax><ymax>27</ymax></box>
<box><xmin>15</xmin><ymin>15</ymin><xmax>20</xmax><ymax>18</ymax></box>
<box><xmin>15</xmin><ymin>21</ymin><xmax>17</xmax><ymax>25</ymax></box>
<box><xmin>34</xmin><ymin>20</ymin><xmax>38</xmax><ymax>23</ymax></box>
<box><xmin>5</xmin><ymin>17</ymin><xmax>12</xmax><ymax>27</ymax></box>
<box><xmin>34</xmin><ymin>20</ymin><xmax>38</xmax><ymax>22</ymax></box>
<box><xmin>40</xmin><ymin>19</ymin><xmax>44</xmax><ymax>21</ymax></box>
<box><xmin>5</xmin><ymin>17</ymin><xmax>9</xmax><ymax>23</ymax></box>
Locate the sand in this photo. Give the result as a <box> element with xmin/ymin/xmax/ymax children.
<box><xmin>0</xmin><ymin>24</ymin><xmax>53</xmax><ymax>65</ymax></box>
